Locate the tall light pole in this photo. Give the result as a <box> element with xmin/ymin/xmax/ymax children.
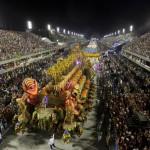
<box><xmin>26</xmin><ymin>20</ymin><xmax>32</xmax><ymax>51</ymax></box>
<box><xmin>56</xmin><ymin>27</ymin><xmax>60</xmax><ymax>33</ymax></box>
<box><xmin>47</xmin><ymin>24</ymin><xmax>51</xmax><ymax>31</ymax></box>
<box><xmin>122</xmin><ymin>28</ymin><xmax>125</xmax><ymax>34</ymax></box>
<box><xmin>27</xmin><ymin>20</ymin><xmax>32</xmax><ymax>30</ymax></box>
<box><xmin>63</xmin><ymin>29</ymin><xmax>66</xmax><ymax>34</ymax></box>
<box><xmin>129</xmin><ymin>25</ymin><xmax>133</xmax><ymax>32</ymax></box>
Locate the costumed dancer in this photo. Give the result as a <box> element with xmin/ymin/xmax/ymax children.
<box><xmin>43</xmin><ymin>95</ymin><xmax>48</xmax><ymax>108</ymax></box>
<box><xmin>48</xmin><ymin>134</ymin><xmax>56</xmax><ymax>150</ymax></box>
<box><xmin>63</xmin><ymin>130</ymin><xmax>71</xmax><ymax>143</ymax></box>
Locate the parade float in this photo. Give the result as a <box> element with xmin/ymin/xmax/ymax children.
<box><xmin>13</xmin><ymin>45</ymin><xmax>96</xmax><ymax>141</ymax></box>
<box><xmin>83</xmin><ymin>39</ymin><xmax>100</xmax><ymax>58</ymax></box>
<box><xmin>83</xmin><ymin>39</ymin><xmax>101</xmax><ymax>73</ymax></box>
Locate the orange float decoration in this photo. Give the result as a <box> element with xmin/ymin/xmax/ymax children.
<box><xmin>22</xmin><ymin>78</ymin><xmax>39</xmax><ymax>105</ymax></box>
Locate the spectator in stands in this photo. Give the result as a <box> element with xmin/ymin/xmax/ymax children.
<box><xmin>123</xmin><ymin>32</ymin><xmax>150</xmax><ymax>58</ymax></box>
<box><xmin>0</xmin><ymin>29</ymin><xmax>65</xmax><ymax>61</ymax></box>
<box><xmin>97</xmin><ymin>55</ymin><xmax>150</xmax><ymax>150</ymax></box>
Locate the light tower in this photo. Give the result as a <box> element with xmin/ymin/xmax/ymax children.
<box><xmin>47</xmin><ymin>24</ymin><xmax>51</xmax><ymax>31</ymax></box>
<box><xmin>63</xmin><ymin>29</ymin><xmax>66</xmax><ymax>34</ymax></box>
<box><xmin>122</xmin><ymin>28</ymin><xmax>125</xmax><ymax>34</ymax></box>
<box><xmin>27</xmin><ymin>20</ymin><xmax>32</xmax><ymax>31</ymax></box>
<box><xmin>56</xmin><ymin>27</ymin><xmax>60</xmax><ymax>33</ymax></box>
<box><xmin>129</xmin><ymin>25</ymin><xmax>133</xmax><ymax>32</ymax></box>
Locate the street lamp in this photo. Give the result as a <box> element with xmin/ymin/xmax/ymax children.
<box><xmin>129</xmin><ymin>25</ymin><xmax>133</xmax><ymax>32</ymax></box>
<box><xmin>118</xmin><ymin>30</ymin><xmax>120</xmax><ymax>34</ymax></box>
<box><xmin>47</xmin><ymin>24</ymin><xmax>51</xmax><ymax>31</ymax></box>
<box><xmin>68</xmin><ymin>30</ymin><xmax>70</xmax><ymax>35</ymax></box>
<box><xmin>81</xmin><ymin>34</ymin><xmax>84</xmax><ymax>38</ymax></box>
<box><xmin>56</xmin><ymin>27</ymin><xmax>60</xmax><ymax>33</ymax></box>
<box><xmin>122</xmin><ymin>28</ymin><xmax>125</xmax><ymax>34</ymax></box>
<box><xmin>27</xmin><ymin>20</ymin><xmax>32</xmax><ymax>30</ymax></box>
<box><xmin>63</xmin><ymin>29</ymin><xmax>66</xmax><ymax>34</ymax></box>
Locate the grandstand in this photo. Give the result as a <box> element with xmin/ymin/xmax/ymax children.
<box><xmin>101</xmin><ymin>33</ymin><xmax>134</xmax><ymax>48</ymax></box>
<box><xmin>122</xmin><ymin>32</ymin><xmax>150</xmax><ymax>58</ymax></box>
<box><xmin>0</xmin><ymin>29</ymin><xmax>66</xmax><ymax>61</ymax></box>
<box><xmin>122</xmin><ymin>32</ymin><xmax>150</xmax><ymax>72</ymax></box>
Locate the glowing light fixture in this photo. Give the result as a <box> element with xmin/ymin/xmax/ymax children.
<box><xmin>27</xmin><ymin>20</ymin><xmax>32</xmax><ymax>30</ymax></box>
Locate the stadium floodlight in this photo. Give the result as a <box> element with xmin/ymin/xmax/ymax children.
<box><xmin>63</xmin><ymin>29</ymin><xmax>66</xmax><ymax>34</ymax></box>
<box><xmin>27</xmin><ymin>20</ymin><xmax>32</xmax><ymax>30</ymax></box>
<box><xmin>129</xmin><ymin>25</ymin><xmax>133</xmax><ymax>32</ymax></box>
<box><xmin>47</xmin><ymin>24</ymin><xmax>51</xmax><ymax>31</ymax></box>
<box><xmin>118</xmin><ymin>30</ymin><xmax>120</xmax><ymax>34</ymax></box>
<box><xmin>122</xmin><ymin>28</ymin><xmax>125</xmax><ymax>34</ymax></box>
<box><xmin>56</xmin><ymin>27</ymin><xmax>60</xmax><ymax>33</ymax></box>
<box><xmin>81</xmin><ymin>34</ymin><xmax>84</xmax><ymax>38</ymax></box>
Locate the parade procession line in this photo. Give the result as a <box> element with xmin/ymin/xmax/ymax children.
<box><xmin>0</xmin><ymin>104</ymin><xmax>97</xmax><ymax>150</ymax></box>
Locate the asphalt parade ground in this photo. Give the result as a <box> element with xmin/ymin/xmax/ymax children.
<box><xmin>0</xmin><ymin>104</ymin><xmax>97</xmax><ymax>150</ymax></box>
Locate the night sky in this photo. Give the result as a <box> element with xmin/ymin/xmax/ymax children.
<box><xmin>0</xmin><ymin>0</ymin><xmax>150</xmax><ymax>37</ymax></box>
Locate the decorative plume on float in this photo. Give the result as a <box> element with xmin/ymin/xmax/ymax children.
<box><xmin>83</xmin><ymin>39</ymin><xmax>100</xmax><ymax>57</ymax></box>
<box><xmin>13</xmin><ymin>44</ymin><xmax>96</xmax><ymax>141</ymax></box>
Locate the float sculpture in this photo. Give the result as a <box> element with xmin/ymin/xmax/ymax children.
<box><xmin>14</xmin><ymin>45</ymin><xmax>96</xmax><ymax>139</ymax></box>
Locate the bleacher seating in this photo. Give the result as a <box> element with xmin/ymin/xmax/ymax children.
<box><xmin>123</xmin><ymin>32</ymin><xmax>150</xmax><ymax>58</ymax></box>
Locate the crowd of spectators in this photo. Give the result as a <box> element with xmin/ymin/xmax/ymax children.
<box><xmin>97</xmin><ymin>42</ymin><xmax>109</xmax><ymax>52</ymax></box>
<box><xmin>0</xmin><ymin>29</ymin><xmax>65</xmax><ymax>61</ymax></box>
<box><xmin>101</xmin><ymin>33</ymin><xmax>133</xmax><ymax>48</ymax></box>
<box><xmin>123</xmin><ymin>32</ymin><xmax>150</xmax><ymax>58</ymax></box>
<box><xmin>97</xmin><ymin>55</ymin><xmax>150</xmax><ymax>150</ymax></box>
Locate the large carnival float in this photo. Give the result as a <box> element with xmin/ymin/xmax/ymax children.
<box><xmin>83</xmin><ymin>39</ymin><xmax>101</xmax><ymax>72</ymax></box>
<box><xmin>13</xmin><ymin>44</ymin><xmax>96</xmax><ymax>140</ymax></box>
